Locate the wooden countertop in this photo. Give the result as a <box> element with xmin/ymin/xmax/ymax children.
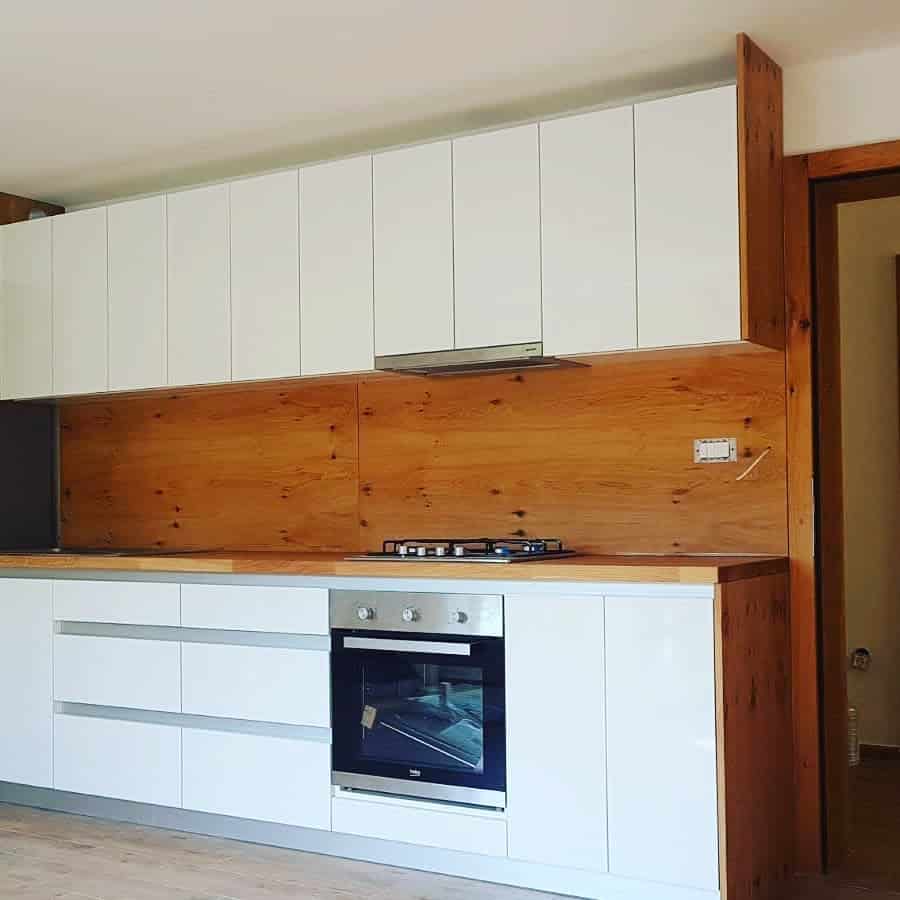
<box><xmin>0</xmin><ymin>551</ymin><xmax>787</xmax><ymax>584</ymax></box>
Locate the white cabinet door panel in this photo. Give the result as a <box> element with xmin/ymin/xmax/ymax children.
<box><xmin>182</xmin><ymin>643</ymin><xmax>329</xmax><ymax>726</ymax></box>
<box><xmin>54</xmin><ymin>635</ymin><xmax>181</xmax><ymax>712</ymax></box>
<box><xmin>180</xmin><ymin>584</ymin><xmax>328</xmax><ymax>634</ymax></box>
<box><xmin>167</xmin><ymin>184</ymin><xmax>231</xmax><ymax>386</ymax></box>
<box><xmin>0</xmin><ymin>579</ymin><xmax>52</xmax><ymax>787</ymax></box>
<box><xmin>540</xmin><ymin>107</ymin><xmax>637</xmax><ymax>355</ymax></box>
<box><xmin>108</xmin><ymin>196</ymin><xmax>167</xmax><ymax>391</ymax></box>
<box><xmin>1</xmin><ymin>218</ymin><xmax>52</xmax><ymax>399</ymax></box>
<box><xmin>605</xmin><ymin>594</ymin><xmax>719</xmax><ymax>891</ymax></box>
<box><xmin>183</xmin><ymin>729</ymin><xmax>330</xmax><ymax>829</ymax></box>
<box><xmin>506</xmin><ymin>592</ymin><xmax>608</xmax><ymax>871</ymax></box>
<box><xmin>52</xmin><ymin>207</ymin><xmax>109</xmax><ymax>396</ymax></box>
<box><xmin>54</xmin><ymin>714</ymin><xmax>181</xmax><ymax>806</ymax></box>
<box><xmin>53</xmin><ymin>579</ymin><xmax>180</xmax><ymax>626</ymax></box>
<box><xmin>635</xmin><ymin>86</ymin><xmax>740</xmax><ymax>348</ymax></box>
<box><xmin>332</xmin><ymin>793</ymin><xmax>507</xmax><ymax>856</ymax></box>
<box><xmin>300</xmin><ymin>156</ymin><xmax>374</xmax><ymax>375</ymax></box>
<box><xmin>230</xmin><ymin>171</ymin><xmax>301</xmax><ymax>381</ymax></box>
<box><xmin>452</xmin><ymin>124</ymin><xmax>541</xmax><ymax>349</ymax></box>
<box><xmin>373</xmin><ymin>141</ymin><xmax>454</xmax><ymax>356</ymax></box>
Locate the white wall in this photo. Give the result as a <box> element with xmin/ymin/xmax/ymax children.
<box><xmin>785</xmin><ymin>42</ymin><xmax>900</xmax><ymax>155</ymax></box>
<box><xmin>838</xmin><ymin>197</ymin><xmax>900</xmax><ymax>748</ymax></box>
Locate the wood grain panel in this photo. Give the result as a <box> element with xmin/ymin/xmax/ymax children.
<box><xmin>716</xmin><ymin>573</ymin><xmax>792</xmax><ymax>900</ymax></box>
<box><xmin>0</xmin><ymin>192</ymin><xmax>63</xmax><ymax>225</ymax></box>
<box><xmin>358</xmin><ymin>345</ymin><xmax>788</xmax><ymax>555</ymax></box>
<box><xmin>783</xmin><ymin>153</ymin><xmax>823</xmax><ymax>874</ymax></box>
<box><xmin>60</xmin><ymin>383</ymin><xmax>359</xmax><ymax>552</ymax></box>
<box><xmin>807</xmin><ymin>139</ymin><xmax>900</xmax><ymax>179</ymax></box>
<box><xmin>737</xmin><ymin>34</ymin><xmax>785</xmax><ymax>350</ymax></box>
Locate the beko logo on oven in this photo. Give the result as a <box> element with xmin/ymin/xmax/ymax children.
<box><xmin>409</xmin><ymin>769</ymin><xmax>421</xmax><ymax>778</ymax></box>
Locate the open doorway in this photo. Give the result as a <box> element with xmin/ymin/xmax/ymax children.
<box><xmin>812</xmin><ymin>170</ymin><xmax>900</xmax><ymax>887</ymax></box>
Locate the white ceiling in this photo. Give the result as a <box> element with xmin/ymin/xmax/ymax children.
<box><xmin>4</xmin><ymin>0</ymin><xmax>900</xmax><ymax>207</ymax></box>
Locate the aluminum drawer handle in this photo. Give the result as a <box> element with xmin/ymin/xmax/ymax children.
<box><xmin>342</xmin><ymin>637</ymin><xmax>472</xmax><ymax>656</ymax></box>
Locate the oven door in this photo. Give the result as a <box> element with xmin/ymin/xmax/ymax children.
<box><xmin>331</xmin><ymin>630</ymin><xmax>506</xmax><ymax>808</ymax></box>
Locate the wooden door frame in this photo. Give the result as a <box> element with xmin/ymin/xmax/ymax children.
<box><xmin>786</xmin><ymin>140</ymin><xmax>900</xmax><ymax>875</ymax></box>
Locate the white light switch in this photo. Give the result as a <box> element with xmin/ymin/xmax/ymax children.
<box><xmin>694</xmin><ymin>438</ymin><xmax>737</xmax><ymax>463</ymax></box>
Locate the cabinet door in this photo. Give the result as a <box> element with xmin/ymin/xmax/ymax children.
<box><xmin>230</xmin><ymin>170</ymin><xmax>301</xmax><ymax>381</ymax></box>
<box><xmin>181</xmin><ymin>643</ymin><xmax>329</xmax><ymax>726</ymax></box>
<box><xmin>605</xmin><ymin>593</ymin><xmax>719</xmax><ymax>891</ymax></box>
<box><xmin>540</xmin><ymin>107</ymin><xmax>637</xmax><ymax>355</ymax></box>
<box><xmin>54</xmin><ymin>635</ymin><xmax>181</xmax><ymax>712</ymax></box>
<box><xmin>54</xmin><ymin>714</ymin><xmax>181</xmax><ymax>806</ymax></box>
<box><xmin>300</xmin><ymin>156</ymin><xmax>374</xmax><ymax>375</ymax></box>
<box><xmin>635</xmin><ymin>85</ymin><xmax>740</xmax><ymax>348</ymax></box>
<box><xmin>0</xmin><ymin>579</ymin><xmax>52</xmax><ymax>787</ymax></box>
<box><xmin>167</xmin><ymin>184</ymin><xmax>231</xmax><ymax>386</ymax></box>
<box><xmin>506</xmin><ymin>592</ymin><xmax>608</xmax><ymax>871</ymax></box>
<box><xmin>108</xmin><ymin>196</ymin><xmax>167</xmax><ymax>391</ymax></box>
<box><xmin>52</xmin><ymin>207</ymin><xmax>109</xmax><ymax>396</ymax></box>
<box><xmin>452</xmin><ymin>124</ymin><xmax>541</xmax><ymax>349</ymax></box>
<box><xmin>0</xmin><ymin>218</ymin><xmax>52</xmax><ymax>399</ymax></box>
<box><xmin>183</xmin><ymin>729</ymin><xmax>330</xmax><ymax>829</ymax></box>
<box><xmin>373</xmin><ymin>141</ymin><xmax>453</xmax><ymax>357</ymax></box>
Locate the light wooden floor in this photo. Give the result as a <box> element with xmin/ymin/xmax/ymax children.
<box><xmin>0</xmin><ymin>803</ymin><xmax>559</xmax><ymax>900</ymax></box>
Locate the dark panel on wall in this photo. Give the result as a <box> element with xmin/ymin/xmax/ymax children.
<box><xmin>0</xmin><ymin>402</ymin><xmax>57</xmax><ymax>549</ymax></box>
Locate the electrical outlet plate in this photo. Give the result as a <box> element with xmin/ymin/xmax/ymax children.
<box><xmin>694</xmin><ymin>438</ymin><xmax>737</xmax><ymax>464</ymax></box>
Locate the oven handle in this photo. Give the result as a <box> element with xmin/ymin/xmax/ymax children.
<box><xmin>342</xmin><ymin>636</ymin><xmax>472</xmax><ymax>656</ymax></box>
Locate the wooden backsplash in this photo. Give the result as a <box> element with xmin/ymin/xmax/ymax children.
<box><xmin>60</xmin><ymin>345</ymin><xmax>788</xmax><ymax>555</ymax></box>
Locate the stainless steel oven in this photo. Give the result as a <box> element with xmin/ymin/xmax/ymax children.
<box><xmin>330</xmin><ymin>590</ymin><xmax>505</xmax><ymax>809</ymax></box>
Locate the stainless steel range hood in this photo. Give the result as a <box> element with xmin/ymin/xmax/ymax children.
<box><xmin>375</xmin><ymin>342</ymin><xmax>584</xmax><ymax>376</ymax></box>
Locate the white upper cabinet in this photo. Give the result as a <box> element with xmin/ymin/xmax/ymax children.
<box><xmin>373</xmin><ymin>141</ymin><xmax>454</xmax><ymax>357</ymax></box>
<box><xmin>52</xmin><ymin>207</ymin><xmax>109</xmax><ymax>396</ymax></box>
<box><xmin>635</xmin><ymin>85</ymin><xmax>740</xmax><ymax>348</ymax></box>
<box><xmin>0</xmin><ymin>579</ymin><xmax>53</xmax><ymax>788</ymax></box>
<box><xmin>1</xmin><ymin>218</ymin><xmax>52</xmax><ymax>399</ymax></box>
<box><xmin>230</xmin><ymin>170</ymin><xmax>301</xmax><ymax>381</ymax></box>
<box><xmin>166</xmin><ymin>184</ymin><xmax>231</xmax><ymax>386</ymax></box>
<box><xmin>605</xmin><ymin>593</ymin><xmax>719</xmax><ymax>891</ymax></box>
<box><xmin>108</xmin><ymin>196</ymin><xmax>167</xmax><ymax>391</ymax></box>
<box><xmin>506</xmin><ymin>592</ymin><xmax>608</xmax><ymax>872</ymax></box>
<box><xmin>300</xmin><ymin>156</ymin><xmax>374</xmax><ymax>376</ymax></box>
<box><xmin>540</xmin><ymin>106</ymin><xmax>637</xmax><ymax>355</ymax></box>
<box><xmin>452</xmin><ymin>124</ymin><xmax>541</xmax><ymax>349</ymax></box>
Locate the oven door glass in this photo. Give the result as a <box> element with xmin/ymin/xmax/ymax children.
<box><xmin>331</xmin><ymin>631</ymin><xmax>505</xmax><ymax>802</ymax></box>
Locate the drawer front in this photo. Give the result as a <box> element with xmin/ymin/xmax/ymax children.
<box><xmin>53</xmin><ymin>714</ymin><xmax>181</xmax><ymax>807</ymax></box>
<box><xmin>182</xmin><ymin>643</ymin><xmax>329</xmax><ymax>726</ymax></box>
<box><xmin>182</xmin><ymin>729</ymin><xmax>330</xmax><ymax>829</ymax></box>
<box><xmin>54</xmin><ymin>635</ymin><xmax>181</xmax><ymax>712</ymax></box>
<box><xmin>332</xmin><ymin>793</ymin><xmax>507</xmax><ymax>857</ymax></box>
<box><xmin>53</xmin><ymin>580</ymin><xmax>180</xmax><ymax>626</ymax></box>
<box><xmin>181</xmin><ymin>584</ymin><xmax>328</xmax><ymax>634</ymax></box>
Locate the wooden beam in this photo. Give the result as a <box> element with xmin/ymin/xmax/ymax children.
<box><xmin>807</xmin><ymin>139</ymin><xmax>900</xmax><ymax>180</ymax></box>
<box><xmin>736</xmin><ymin>33</ymin><xmax>785</xmax><ymax>350</ymax></box>
<box><xmin>0</xmin><ymin>192</ymin><xmax>64</xmax><ymax>225</ymax></box>
<box><xmin>783</xmin><ymin>153</ymin><xmax>823</xmax><ymax>874</ymax></box>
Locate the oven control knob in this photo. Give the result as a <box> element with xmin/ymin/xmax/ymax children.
<box><xmin>401</xmin><ymin>607</ymin><xmax>420</xmax><ymax>623</ymax></box>
<box><xmin>356</xmin><ymin>606</ymin><xmax>375</xmax><ymax>621</ymax></box>
<box><xmin>449</xmin><ymin>610</ymin><xmax>468</xmax><ymax>625</ymax></box>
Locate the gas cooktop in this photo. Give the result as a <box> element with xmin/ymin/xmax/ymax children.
<box><xmin>346</xmin><ymin>538</ymin><xmax>577</xmax><ymax>563</ymax></box>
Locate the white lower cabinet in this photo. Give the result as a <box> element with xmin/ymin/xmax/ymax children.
<box><xmin>506</xmin><ymin>592</ymin><xmax>608</xmax><ymax>871</ymax></box>
<box><xmin>332</xmin><ymin>791</ymin><xmax>507</xmax><ymax>857</ymax></box>
<box><xmin>53</xmin><ymin>579</ymin><xmax>181</xmax><ymax>626</ymax></box>
<box><xmin>53</xmin><ymin>635</ymin><xmax>181</xmax><ymax>712</ymax></box>
<box><xmin>0</xmin><ymin>579</ymin><xmax>52</xmax><ymax>787</ymax></box>
<box><xmin>182</xmin><ymin>729</ymin><xmax>330</xmax><ymax>829</ymax></box>
<box><xmin>605</xmin><ymin>594</ymin><xmax>719</xmax><ymax>891</ymax></box>
<box><xmin>54</xmin><ymin>714</ymin><xmax>181</xmax><ymax>807</ymax></box>
<box><xmin>181</xmin><ymin>642</ymin><xmax>329</xmax><ymax>726</ymax></box>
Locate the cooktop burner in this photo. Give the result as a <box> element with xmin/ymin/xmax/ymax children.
<box><xmin>346</xmin><ymin>538</ymin><xmax>577</xmax><ymax>563</ymax></box>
